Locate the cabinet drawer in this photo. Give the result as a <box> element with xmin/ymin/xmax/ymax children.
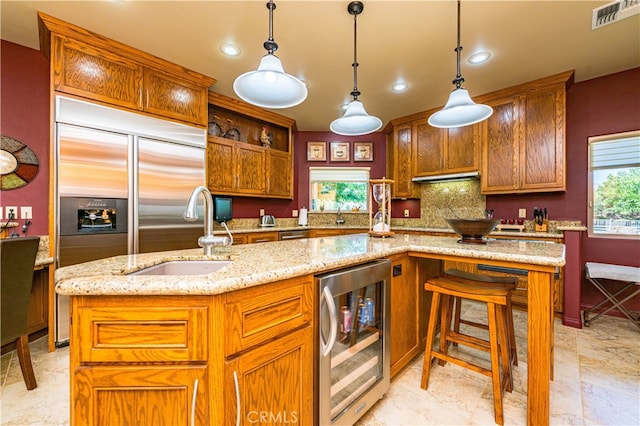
<box><xmin>75</xmin><ymin>296</ymin><xmax>209</xmax><ymax>363</ymax></box>
<box><xmin>225</xmin><ymin>276</ymin><xmax>313</xmax><ymax>356</ymax></box>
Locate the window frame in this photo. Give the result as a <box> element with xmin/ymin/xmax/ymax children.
<box><xmin>587</xmin><ymin>130</ymin><xmax>640</xmax><ymax>239</ymax></box>
<box><xmin>309</xmin><ymin>166</ymin><xmax>370</xmax><ymax>213</ymax></box>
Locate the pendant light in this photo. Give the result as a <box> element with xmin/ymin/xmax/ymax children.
<box><xmin>233</xmin><ymin>0</ymin><xmax>307</xmax><ymax>109</ymax></box>
<box><xmin>330</xmin><ymin>1</ymin><xmax>382</xmax><ymax>136</ymax></box>
<box><xmin>428</xmin><ymin>0</ymin><xmax>492</xmax><ymax>128</ymax></box>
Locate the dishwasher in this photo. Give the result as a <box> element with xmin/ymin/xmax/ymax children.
<box><xmin>316</xmin><ymin>259</ymin><xmax>391</xmax><ymax>425</ymax></box>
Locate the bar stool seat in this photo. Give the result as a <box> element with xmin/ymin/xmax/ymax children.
<box><xmin>444</xmin><ymin>268</ymin><xmax>518</xmax><ymax>366</ymax></box>
<box><xmin>421</xmin><ymin>276</ymin><xmax>513</xmax><ymax>425</ymax></box>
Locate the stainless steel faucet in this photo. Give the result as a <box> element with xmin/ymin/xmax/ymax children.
<box><xmin>184</xmin><ymin>186</ymin><xmax>230</xmax><ymax>255</ymax></box>
<box><xmin>336</xmin><ymin>206</ymin><xmax>345</xmax><ymax>225</ymax></box>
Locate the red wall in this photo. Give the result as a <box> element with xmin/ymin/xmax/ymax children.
<box><xmin>295</xmin><ymin>131</ymin><xmax>387</xmax><ymax>210</ymax></box>
<box><xmin>0</xmin><ymin>40</ymin><xmax>50</xmax><ymax>236</ymax></box>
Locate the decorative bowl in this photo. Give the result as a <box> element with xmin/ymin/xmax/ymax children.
<box><xmin>446</xmin><ymin>218</ymin><xmax>500</xmax><ymax>244</ymax></box>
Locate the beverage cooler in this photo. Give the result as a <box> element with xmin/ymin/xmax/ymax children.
<box><xmin>317</xmin><ymin>259</ymin><xmax>391</xmax><ymax>425</ymax></box>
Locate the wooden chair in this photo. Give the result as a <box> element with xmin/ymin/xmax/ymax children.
<box><xmin>444</xmin><ymin>268</ymin><xmax>518</xmax><ymax>366</ymax></box>
<box><xmin>1</xmin><ymin>237</ymin><xmax>40</xmax><ymax>390</ymax></box>
<box><xmin>421</xmin><ymin>276</ymin><xmax>513</xmax><ymax>425</ymax></box>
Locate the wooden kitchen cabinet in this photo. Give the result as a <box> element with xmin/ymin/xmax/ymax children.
<box><xmin>207</xmin><ymin>92</ymin><xmax>296</xmax><ymax>199</ymax></box>
<box><xmin>385</xmin><ymin>122</ymin><xmax>418</xmax><ymax>199</ymax></box>
<box><xmin>74</xmin><ymin>365</ymin><xmax>209</xmax><ymax>426</ymax></box>
<box><xmin>71</xmin><ymin>295</ymin><xmax>218</xmax><ymax>425</ymax></box>
<box><xmin>389</xmin><ymin>254</ymin><xmax>420</xmax><ymax>377</ymax></box>
<box><xmin>414</xmin><ymin>117</ymin><xmax>479</xmax><ymax>178</ymax></box>
<box><xmin>480</xmin><ymin>71</ymin><xmax>574</xmax><ymax>194</ymax></box>
<box><xmin>39</xmin><ymin>12</ymin><xmax>214</xmax><ymax>127</ymax></box>
<box><xmin>27</xmin><ymin>266</ymin><xmax>49</xmax><ymax>336</ymax></box>
<box><xmin>224</xmin><ymin>275</ymin><xmax>314</xmax><ymax>425</ymax></box>
<box><xmin>143</xmin><ymin>68</ymin><xmax>210</xmax><ymax>126</ymax></box>
<box><xmin>246</xmin><ymin>231</ymin><xmax>279</xmax><ymax>244</ymax></box>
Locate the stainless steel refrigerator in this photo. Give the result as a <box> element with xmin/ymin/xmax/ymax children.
<box><xmin>54</xmin><ymin>96</ymin><xmax>206</xmax><ymax>345</ymax></box>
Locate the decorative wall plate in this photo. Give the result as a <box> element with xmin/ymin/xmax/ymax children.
<box><xmin>1</xmin><ymin>135</ymin><xmax>39</xmax><ymax>190</ymax></box>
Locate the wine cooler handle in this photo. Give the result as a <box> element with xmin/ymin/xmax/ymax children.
<box><xmin>233</xmin><ymin>371</ymin><xmax>241</xmax><ymax>426</ymax></box>
<box><xmin>190</xmin><ymin>378</ymin><xmax>199</xmax><ymax>426</ymax></box>
<box><xmin>320</xmin><ymin>286</ymin><xmax>338</xmax><ymax>357</ymax></box>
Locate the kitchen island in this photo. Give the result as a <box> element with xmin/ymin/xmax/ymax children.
<box><xmin>56</xmin><ymin>233</ymin><xmax>565</xmax><ymax>425</ymax></box>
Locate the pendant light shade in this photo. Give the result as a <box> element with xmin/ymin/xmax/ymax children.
<box><xmin>428</xmin><ymin>0</ymin><xmax>492</xmax><ymax>128</ymax></box>
<box><xmin>233</xmin><ymin>1</ymin><xmax>307</xmax><ymax>109</ymax></box>
<box><xmin>330</xmin><ymin>100</ymin><xmax>382</xmax><ymax>136</ymax></box>
<box><xmin>330</xmin><ymin>1</ymin><xmax>382</xmax><ymax>136</ymax></box>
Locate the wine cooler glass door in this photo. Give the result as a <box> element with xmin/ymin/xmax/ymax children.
<box><xmin>318</xmin><ymin>260</ymin><xmax>390</xmax><ymax>425</ymax></box>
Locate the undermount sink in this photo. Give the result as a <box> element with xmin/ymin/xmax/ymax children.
<box><xmin>130</xmin><ymin>260</ymin><xmax>231</xmax><ymax>276</ymax></box>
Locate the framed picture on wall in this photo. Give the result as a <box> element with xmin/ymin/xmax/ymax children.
<box><xmin>353</xmin><ymin>141</ymin><xmax>373</xmax><ymax>161</ymax></box>
<box><xmin>330</xmin><ymin>142</ymin><xmax>350</xmax><ymax>162</ymax></box>
<box><xmin>307</xmin><ymin>141</ymin><xmax>327</xmax><ymax>161</ymax></box>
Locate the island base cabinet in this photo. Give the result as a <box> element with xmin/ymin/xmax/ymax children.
<box><xmin>225</xmin><ymin>326</ymin><xmax>313</xmax><ymax>426</ymax></box>
<box><xmin>73</xmin><ymin>366</ymin><xmax>208</xmax><ymax>425</ymax></box>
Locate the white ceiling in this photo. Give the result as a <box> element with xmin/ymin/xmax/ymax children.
<box><xmin>2</xmin><ymin>1</ymin><xmax>639</xmax><ymax>131</ymax></box>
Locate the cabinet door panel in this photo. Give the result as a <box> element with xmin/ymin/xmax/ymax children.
<box><xmin>236</xmin><ymin>145</ymin><xmax>266</xmax><ymax>195</ymax></box>
<box><xmin>446</xmin><ymin>125</ymin><xmax>478</xmax><ymax>172</ymax></box>
<box><xmin>144</xmin><ymin>68</ymin><xmax>208</xmax><ymax>125</ymax></box>
<box><xmin>389</xmin><ymin>255</ymin><xmax>421</xmax><ymax>377</ymax></box>
<box><xmin>225</xmin><ymin>327</ymin><xmax>312</xmax><ymax>426</ymax></box>
<box><xmin>74</xmin><ymin>366</ymin><xmax>208</xmax><ymax>426</ymax></box>
<box><xmin>393</xmin><ymin>125</ymin><xmax>414</xmax><ymax>197</ymax></box>
<box><xmin>520</xmin><ymin>87</ymin><xmax>565</xmax><ymax>190</ymax></box>
<box><xmin>54</xmin><ymin>36</ymin><xmax>143</xmax><ymax>110</ymax></box>
<box><xmin>267</xmin><ymin>150</ymin><xmax>292</xmax><ymax>198</ymax></box>
<box><xmin>414</xmin><ymin>121</ymin><xmax>444</xmax><ymax>175</ymax></box>
<box><xmin>207</xmin><ymin>139</ymin><xmax>235</xmax><ymax>193</ymax></box>
<box><xmin>481</xmin><ymin>98</ymin><xmax>519</xmax><ymax>192</ymax></box>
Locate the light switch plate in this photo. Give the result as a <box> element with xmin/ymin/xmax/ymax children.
<box><xmin>292</xmin><ymin>209</ymin><xmax>298</xmax><ymax>217</ymax></box>
<box><xmin>21</xmin><ymin>206</ymin><xmax>32</xmax><ymax>219</ymax></box>
<box><xmin>518</xmin><ymin>208</ymin><xmax>527</xmax><ymax>218</ymax></box>
<box><xmin>259</xmin><ymin>208</ymin><xmax>265</xmax><ymax>217</ymax></box>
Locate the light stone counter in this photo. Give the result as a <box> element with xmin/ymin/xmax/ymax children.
<box><xmin>55</xmin><ymin>233</ymin><xmax>565</xmax><ymax>296</ymax></box>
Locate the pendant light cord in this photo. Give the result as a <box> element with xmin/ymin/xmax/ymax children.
<box><xmin>453</xmin><ymin>0</ymin><xmax>465</xmax><ymax>89</ymax></box>
<box><xmin>264</xmin><ymin>0</ymin><xmax>278</xmax><ymax>54</ymax></box>
<box><xmin>350</xmin><ymin>2</ymin><xmax>362</xmax><ymax>100</ymax></box>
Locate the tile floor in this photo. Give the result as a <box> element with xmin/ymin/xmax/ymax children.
<box><xmin>1</xmin><ymin>303</ymin><xmax>639</xmax><ymax>426</ymax></box>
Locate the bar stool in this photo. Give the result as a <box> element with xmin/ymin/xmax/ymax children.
<box><xmin>444</xmin><ymin>268</ymin><xmax>518</xmax><ymax>366</ymax></box>
<box><xmin>421</xmin><ymin>276</ymin><xmax>513</xmax><ymax>425</ymax></box>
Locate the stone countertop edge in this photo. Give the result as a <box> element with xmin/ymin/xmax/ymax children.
<box><xmin>55</xmin><ymin>233</ymin><xmax>566</xmax><ymax>297</ymax></box>
<box><xmin>218</xmin><ymin>225</ymin><xmax>565</xmax><ymax>239</ymax></box>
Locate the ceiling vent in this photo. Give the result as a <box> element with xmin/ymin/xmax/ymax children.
<box><xmin>592</xmin><ymin>0</ymin><xmax>640</xmax><ymax>29</ymax></box>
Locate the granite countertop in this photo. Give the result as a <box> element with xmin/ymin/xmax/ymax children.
<box><xmin>55</xmin><ymin>233</ymin><xmax>565</xmax><ymax>297</ymax></box>
<box><xmin>218</xmin><ymin>225</ymin><xmax>566</xmax><ymax>239</ymax></box>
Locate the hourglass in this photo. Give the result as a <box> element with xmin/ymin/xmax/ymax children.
<box><xmin>368</xmin><ymin>178</ymin><xmax>394</xmax><ymax>237</ymax></box>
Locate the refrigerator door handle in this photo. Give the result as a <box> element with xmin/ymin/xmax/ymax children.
<box><xmin>320</xmin><ymin>285</ymin><xmax>338</xmax><ymax>357</ymax></box>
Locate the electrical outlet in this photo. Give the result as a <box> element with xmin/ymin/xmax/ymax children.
<box><xmin>259</xmin><ymin>208</ymin><xmax>265</xmax><ymax>217</ymax></box>
<box><xmin>21</xmin><ymin>206</ymin><xmax>32</xmax><ymax>219</ymax></box>
<box><xmin>5</xmin><ymin>206</ymin><xmax>17</xmax><ymax>220</ymax></box>
<box><xmin>518</xmin><ymin>208</ymin><xmax>527</xmax><ymax>218</ymax></box>
<box><xmin>403</xmin><ymin>209</ymin><xmax>410</xmax><ymax>218</ymax></box>
<box><xmin>292</xmin><ymin>209</ymin><xmax>298</xmax><ymax>217</ymax></box>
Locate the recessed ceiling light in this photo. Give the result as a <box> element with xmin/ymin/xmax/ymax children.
<box><xmin>468</xmin><ymin>51</ymin><xmax>491</xmax><ymax>64</ymax></box>
<box><xmin>391</xmin><ymin>81</ymin><xmax>408</xmax><ymax>92</ymax></box>
<box><xmin>220</xmin><ymin>43</ymin><xmax>240</xmax><ymax>57</ymax></box>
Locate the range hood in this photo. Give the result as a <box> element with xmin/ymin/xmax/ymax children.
<box><xmin>412</xmin><ymin>171</ymin><xmax>479</xmax><ymax>183</ymax></box>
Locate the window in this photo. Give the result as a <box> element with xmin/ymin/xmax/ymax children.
<box><xmin>588</xmin><ymin>131</ymin><xmax>640</xmax><ymax>238</ymax></box>
<box><xmin>309</xmin><ymin>167</ymin><xmax>370</xmax><ymax>212</ymax></box>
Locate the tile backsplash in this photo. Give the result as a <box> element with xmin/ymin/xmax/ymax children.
<box><xmin>419</xmin><ymin>179</ymin><xmax>486</xmax><ymax>228</ymax></box>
